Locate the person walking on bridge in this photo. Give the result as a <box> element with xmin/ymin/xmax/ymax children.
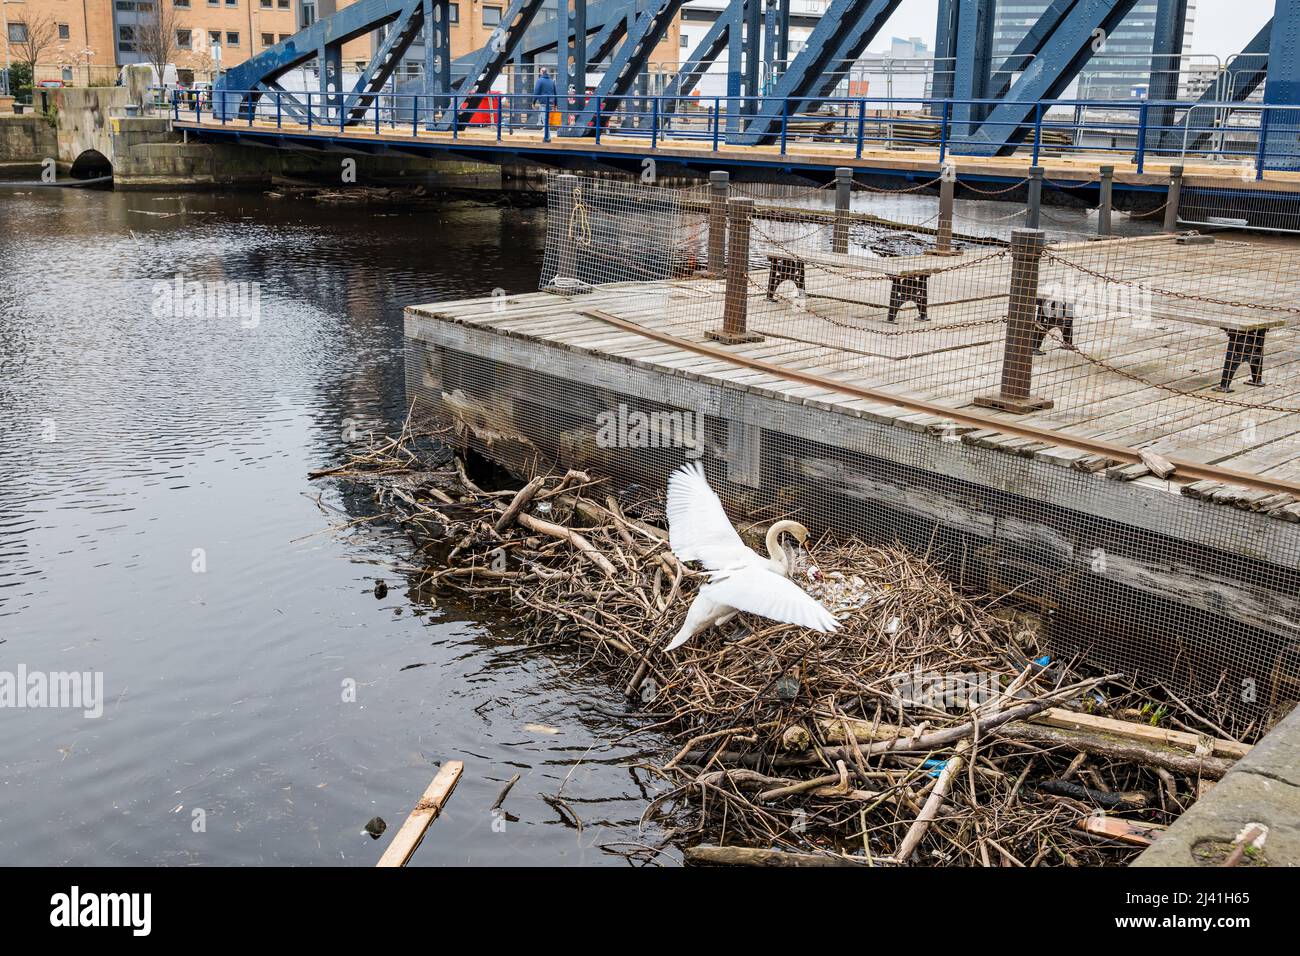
<box><xmin>532</xmin><ymin>68</ymin><xmax>557</xmax><ymax>129</ymax></box>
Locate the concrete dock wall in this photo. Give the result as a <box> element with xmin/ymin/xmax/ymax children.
<box><xmin>1136</xmin><ymin>701</ymin><xmax>1300</xmax><ymax>865</ymax></box>
<box><xmin>0</xmin><ymin>115</ymin><xmax>57</xmax><ymax>167</ymax></box>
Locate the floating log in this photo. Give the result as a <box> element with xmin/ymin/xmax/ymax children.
<box><xmin>376</xmin><ymin>761</ymin><xmax>464</xmax><ymax>867</ymax></box>
<box><xmin>686</xmin><ymin>845</ymin><xmax>866</xmax><ymax>867</ymax></box>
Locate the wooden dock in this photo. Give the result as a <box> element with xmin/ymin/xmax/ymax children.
<box><xmin>404</xmin><ymin>227</ymin><xmax>1300</xmax><ymax>716</ymax></box>
<box><xmin>418</xmin><ymin>236</ymin><xmax>1300</xmax><ymax>484</ymax></box>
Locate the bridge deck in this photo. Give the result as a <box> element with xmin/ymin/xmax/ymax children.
<box><xmin>408</xmin><ymin>246</ymin><xmax>1300</xmax><ymax>484</ymax></box>
<box><xmin>173</xmin><ymin>114</ymin><xmax>1300</xmax><ymax>193</ymax></box>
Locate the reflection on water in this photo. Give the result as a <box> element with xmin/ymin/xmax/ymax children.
<box><xmin>0</xmin><ymin>181</ymin><xmax>1132</xmax><ymax>866</ymax></box>
<box><xmin>0</xmin><ymin>189</ymin><xmax>673</xmax><ymax>865</ymax></box>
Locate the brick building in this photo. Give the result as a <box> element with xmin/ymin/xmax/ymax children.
<box><xmin>2</xmin><ymin>0</ymin><xmax>682</xmax><ymax>89</ymax></box>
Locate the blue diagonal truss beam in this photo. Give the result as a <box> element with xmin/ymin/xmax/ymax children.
<box><xmin>561</xmin><ymin>0</ymin><xmax>690</xmax><ymax>136</ymax></box>
<box><xmin>732</xmin><ymin>0</ymin><xmax>904</xmax><ymax>145</ymax></box>
<box><xmin>343</xmin><ymin>0</ymin><xmax>427</xmax><ymax>120</ymax></box>
<box><xmin>215</xmin><ymin>0</ymin><xmax>417</xmax><ymax>119</ymax></box>
<box><xmin>988</xmin><ymin>0</ymin><xmax>1075</xmax><ymax>100</ymax></box>
<box><xmin>436</xmin><ymin>0</ymin><xmax>550</xmax><ymax>129</ymax></box>
<box><xmin>447</xmin><ymin>0</ymin><xmax>628</xmax><ymax>69</ymax></box>
<box><xmin>1153</xmin><ymin>21</ymin><xmax>1270</xmax><ymax>154</ymax></box>
<box><xmin>662</xmin><ymin>2</ymin><xmax>734</xmax><ymax>112</ymax></box>
<box><xmin>958</xmin><ymin>0</ymin><xmax>1142</xmax><ymax>156</ymax></box>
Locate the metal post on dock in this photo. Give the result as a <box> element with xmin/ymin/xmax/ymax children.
<box><xmin>552</xmin><ymin>173</ymin><xmax>579</xmax><ymax>279</ymax></box>
<box><xmin>929</xmin><ymin>170</ymin><xmax>958</xmax><ymax>256</ymax></box>
<box><xmin>832</xmin><ymin>167</ymin><xmax>852</xmax><ymax>255</ymax></box>
<box><xmin>708</xmin><ymin>170</ymin><xmax>730</xmax><ymax>277</ymax></box>
<box><xmin>708</xmin><ymin>198</ymin><xmax>763</xmax><ymax>345</ymax></box>
<box><xmin>1097</xmin><ymin>165</ymin><xmax>1114</xmax><ymax>238</ymax></box>
<box><xmin>974</xmin><ymin>228</ymin><xmax>1054</xmax><ymax>414</ymax></box>
<box><xmin>1163</xmin><ymin>165</ymin><xmax>1184</xmax><ymax>233</ymax></box>
<box><xmin>1025</xmin><ymin>166</ymin><xmax>1044</xmax><ymax>230</ymax></box>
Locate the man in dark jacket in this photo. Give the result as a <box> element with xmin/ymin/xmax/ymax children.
<box><xmin>531</xmin><ymin>68</ymin><xmax>557</xmax><ymax>128</ymax></box>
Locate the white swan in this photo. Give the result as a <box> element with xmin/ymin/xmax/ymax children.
<box><xmin>663</xmin><ymin>462</ymin><xmax>839</xmax><ymax>651</ymax></box>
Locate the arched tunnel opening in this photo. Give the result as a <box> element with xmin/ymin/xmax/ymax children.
<box><xmin>70</xmin><ymin>150</ymin><xmax>113</xmax><ymax>181</ymax></box>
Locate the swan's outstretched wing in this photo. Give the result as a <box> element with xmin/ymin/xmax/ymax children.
<box><xmin>666</xmin><ymin>462</ymin><xmax>752</xmax><ymax>570</ymax></box>
<box><xmin>702</xmin><ymin>567</ymin><xmax>840</xmax><ymax>633</ymax></box>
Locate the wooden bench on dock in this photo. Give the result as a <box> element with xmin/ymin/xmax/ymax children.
<box><xmin>1037</xmin><ymin>236</ymin><xmax>1298</xmax><ymax>394</ymax></box>
<box><xmin>764</xmin><ymin>246</ymin><xmax>1003</xmax><ymax>323</ymax></box>
<box><xmin>1033</xmin><ymin>298</ymin><xmax>1289</xmax><ymax>393</ymax></box>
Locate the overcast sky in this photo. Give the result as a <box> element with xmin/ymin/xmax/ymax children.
<box><xmin>867</xmin><ymin>0</ymin><xmax>1272</xmax><ymax>61</ymax></box>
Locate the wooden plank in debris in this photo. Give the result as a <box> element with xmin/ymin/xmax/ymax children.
<box><xmin>686</xmin><ymin>845</ymin><xmax>866</xmax><ymax>867</ymax></box>
<box><xmin>1032</xmin><ymin>708</ymin><xmax>1251</xmax><ymax>760</ymax></box>
<box><xmin>1139</xmin><ymin>450</ymin><xmax>1177</xmax><ymax>479</ymax></box>
<box><xmin>1078</xmin><ymin>816</ymin><xmax>1168</xmax><ymax>847</ymax></box>
<box><xmin>376</xmin><ymin>761</ymin><xmax>464</xmax><ymax>867</ymax></box>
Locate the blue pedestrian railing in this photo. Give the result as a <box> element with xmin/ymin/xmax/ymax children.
<box><xmin>172</xmin><ymin>88</ymin><xmax>1300</xmax><ymax>178</ymax></box>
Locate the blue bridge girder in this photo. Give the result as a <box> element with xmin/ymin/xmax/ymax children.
<box><xmin>956</xmin><ymin>0</ymin><xmax>1143</xmax><ymax>156</ymax></box>
<box><xmin>215</xmin><ymin>0</ymin><xmax>432</xmax><ymax>121</ymax></box>
<box><xmin>730</xmin><ymin>0</ymin><xmax>904</xmax><ymax>145</ymax></box>
<box><xmin>212</xmin><ymin>0</ymin><xmax>1299</xmax><ymax>160</ymax></box>
<box><xmin>1155</xmin><ymin>19</ymin><xmax>1273</xmax><ymax>154</ymax></box>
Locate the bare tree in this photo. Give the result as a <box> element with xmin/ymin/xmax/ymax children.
<box><xmin>134</xmin><ymin>2</ymin><xmax>182</xmax><ymax>82</ymax></box>
<box><xmin>11</xmin><ymin>14</ymin><xmax>60</xmax><ymax>82</ymax></box>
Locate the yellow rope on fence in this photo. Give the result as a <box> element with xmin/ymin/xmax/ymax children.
<box><xmin>569</xmin><ymin>186</ymin><xmax>593</xmax><ymax>246</ymax></box>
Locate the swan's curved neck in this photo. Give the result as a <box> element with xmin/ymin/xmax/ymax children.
<box><xmin>765</xmin><ymin>520</ymin><xmax>804</xmax><ymax>570</ymax></box>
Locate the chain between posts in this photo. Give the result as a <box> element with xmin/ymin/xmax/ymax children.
<box><xmin>1042</xmin><ymin>250</ymin><xmax>1300</xmax><ymax>313</ymax></box>
<box><xmin>957</xmin><ymin>178</ymin><xmax>1031</xmax><ymax>196</ymax></box>
<box><xmin>1053</xmin><ymin>340</ymin><xmax>1300</xmax><ymax>413</ymax></box>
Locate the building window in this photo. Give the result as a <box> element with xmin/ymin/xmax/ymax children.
<box><xmin>278</xmin><ymin>34</ymin><xmax>291</xmax><ymax>42</ymax></box>
<box><xmin>448</xmin><ymin>3</ymin><xmax>459</xmax><ymax>22</ymax></box>
<box><xmin>483</xmin><ymin>6</ymin><xmax>501</xmax><ymax>26</ymax></box>
<box><xmin>225</xmin><ymin>0</ymin><xmax>238</xmax><ymax>6</ymax></box>
<box><xmin>174</xmin><ymin>0</ymin><xmax>190</xmax><ymax>6</ymax></box>
<box><xmin>278</xmin><ymin>0</ymin><xmax>291</xmax><ymax>7</ymax></box>
<box><xmin>680</xmin><ymin>35</ymin><xmax>688</xmax><ymax>47</ymax></box>
<box><xmin>58</xmin><ymin>23</ymin><xmax>71</xmax><ymax>40</ymax></box>
<box><xmin>261</xmin><ymin>0</ymin><xmax>272</xmax><ymax>6</ymax></box>
<box><xmin>262</xmin><ymin>33</ymin><xmax>275</xmax><ymax>46</ymax></box>
<box><xmin>118</xmin><ymin>26</ymin><xmax>135</xmax><ymax>52</ymax></box>
<box><xmin>7</xmin><ymin>23</ymin><xmax>28</xmax><ymax>44</ymax></box>
<box><xmin>114</xmin><ymin>1</ymin><xmax>135</xmax><ymax>9</ymax></box>
<box><xmin>177</xmin><ymin>29</ymin><xmax>192</xmax><ymax>49</ymax></box>
<box><xmin>62</xmin><ymin>67</ymin><xmax>74</xmax><ymax>83</ymax></box>
<box><xmin>301</xmin><ymin>2</ymin><xmax>316</xmax><ymax>27</ymax></box>
<box><xmin>226</xmin><ymin>31</ymin><xmax>240</xmax><ymax>46</ymax></box>
<box><xmin>208</xmin><ymin>0</ymin><xmax>220</xmax><ymax>6</ymax></box>
<box><xmin>209</xmin><ymin>30</ymin><xmax>222</xmax><ymax>45</ymax></box>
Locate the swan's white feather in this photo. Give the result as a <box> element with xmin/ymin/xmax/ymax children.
<box><xmin>666</xmin><ymin>461</ymin><xmax>754</xmax><ymax>571</ymax></box>
<box><xmin>664</xmin><ymin>463</ymin><xmax>839</xmax><ymax>650</ymax></box>
<box><xmin>702</xmin><ymin>568</ymin><xmax>839</xmax><ymax>633</ymax></box>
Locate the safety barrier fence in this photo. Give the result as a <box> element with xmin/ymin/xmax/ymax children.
<box><xmin>178</xmin><ymin>89</ymin><xmax>1300</xmax><ymax>176</ymax></box>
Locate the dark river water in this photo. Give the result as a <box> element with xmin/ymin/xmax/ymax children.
<box><xmin>0</xmin><ymin>180</ymin><xmax>1150</xmax><ymax>867</ymax></box>
<box><xmin>0</xmin><ymin>188</ymin><xmax>674</xmax><ymax>866</ymax></box>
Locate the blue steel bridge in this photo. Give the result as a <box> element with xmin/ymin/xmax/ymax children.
<box><xmin>170</xmin><ymin>0</ymin><xmax>1300</xmax><ymax>196</ymax></box>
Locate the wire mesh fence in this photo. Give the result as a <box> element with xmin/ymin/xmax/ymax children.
<box><xmin>406</xmin><ymin>169</ymin><xmax>1300</xmax><ymax>730</ymax></box>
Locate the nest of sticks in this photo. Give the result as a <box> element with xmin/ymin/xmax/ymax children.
<box><xmin>315</xmin><ymin>432</ymin><xmax>1254</xmax><ymax>867</ymax></box>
